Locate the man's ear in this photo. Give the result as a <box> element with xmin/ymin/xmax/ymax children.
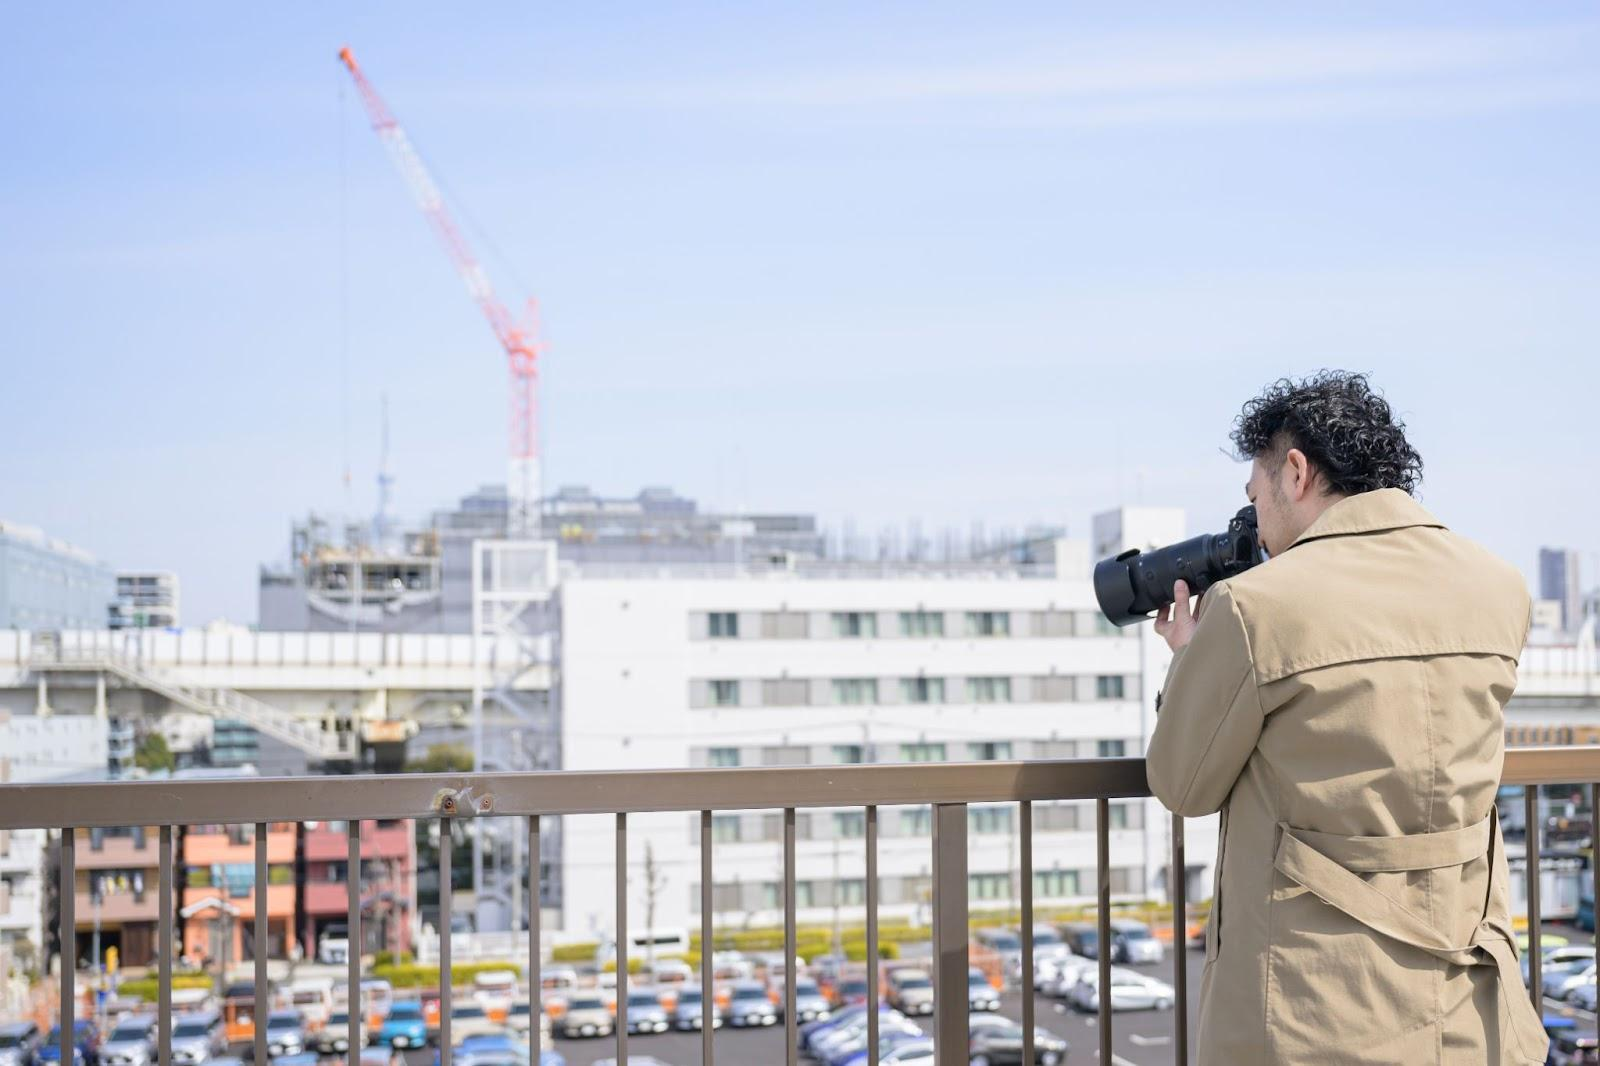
<box><xmin>1284</xmin><ymin>447</ymin><xmax>1313</xmax><ymax>501</ymax></box>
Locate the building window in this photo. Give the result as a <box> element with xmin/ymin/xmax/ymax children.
<box><xmin>968</xmin><ymin>873</ymin><xmax>1012</xmax><ymax>900</ymax></box>
<box><xmin>710</xmin><ymin>680</ymin><xmax>740</xmax><ymax>707</ymax></box>
<box><xmin>1032</xmin><ymin>676</ymin><xmax>1075</xmax><ymax>703</ymax></box>
<box><xmin>968</xmin><ymin>741</ymin><xmax>1012</xmax><ymax>761</ymax></box>
<box><xmin>1098</xmin><ymin>739</ymin><xmax>1126</xmax><ymax>758</ymax></box>
<box><xmin>900</xmin><ymin>677</ymin><xmax>945</xmax><ymax>704</ymax></box>
<box><xmin>760</xmin><ymin>745</ymin><xmax>809</xmax><ymax>766</ymax></box>
<box><xmin>838</xmin><ymin>878</ymin><xmax>866</xmax><ymax>905</ymax></box>
<box><xmin>899</xmin><ymin>610</ymin><xmax>945</xmax><ymax>638</ymax></box>
<box><xmin>1108</xmin><ymin>802</ymin><xmax>1145</xmax><ymax>830</ymax></box>
<box><xmin>969</xmin><ymin>806</ymin><xmax>1013</xmax><ymax>834</ymax></box>
<box><xmin>762</xmin><ymin>678</ymin><xmax>810</xmax><ymax>706</ymax></box>
<box><xmin>965</xmin><ymin>611</ymin><xmax>1011</xmax><ymax>637</ymax></box>
<box><xmin>709</xmin><ymin>612</ymin><xmax>739</xmax><ymax>638</ymax></box>
<box><xmin>711</xmin><ymin>816</ymin><xmax>742</xmax><ymax>843</ymax></box>
<box><xmin>832</xmin><ymin>744</ymin><xmax>864</xmax><ymax>764</ymax></box>
<box><xmin>832</xmin><ymin>678</ymin><xmax>879</xmax><ymax>705</ymax></box>
<box><xmin>708</xmin><ymin>747</ymin><xmax>740</xmax><ymax>768</ymax></box>
<box><xmin>899</xmin><ymin>807</ymin><xmax>932</xmax><ymax>835</ymax></box>
<box><xmin>1034</xmin><ymin>802</ymin><xmax>1080</xmax><ymax>831</ymax></box>
<box><xmin>1096</xmin><ymin>675</ymin><xmax>1126</xmax><ymax>700</ymax></box>
<box><xmin>834</xmin><ymin>811</ymin><xmax>866</xmax><ymax>838</ymax></box>
<box><xmin>966</xmin><ymin>677</ymin><xmax>1012</xmax><ymax>703</ymax></box>
<box><xmin>1029</xmin><ymin>610</ymin><xmax>1075</xmax><ymax>638</ymax></box>
<box><xmin>1109</xmin><ymin>867</ymin><xmax>1140</xmax><ymax>894</ymax></box>
<box><xmin>760</xmin><ymin>611</ymin><xmax>810</xmax><ymax>639</ymax></box>
<box><xmin>1034</xmin><ymin>868</ymin><xmax>1080</xmax><ymax>897</ymax></box>
<box><xmin>901</xmin><ymin>743</ymin><xmax>946</xmax><ymax>763</ymax></box>
<box><xmin>831</xmin><ymin>612</ymin><xmax>878</xmax><ymax>638</ymax></box>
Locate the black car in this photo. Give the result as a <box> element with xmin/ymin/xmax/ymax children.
<box><xmin>968</xmin><ymin>1019</ymin><xmax>1069</xmax><ymax>1066</ymax></box>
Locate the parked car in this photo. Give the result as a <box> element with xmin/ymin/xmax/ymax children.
<box><xmin>1058</xmin><ymin>922</ymin><xmax>1101</xmax><ymax>959</ymax></box>
<box><xmin>99</xmin><ymin>1016</ymin><xmax>157</xmax><ymax>1066</ymax></box>
<box><xmin>39</xmin><ymin>1021</ymin><xmax>98</xmax><ymax>1066</ymax></box>
<box><xmin>0</xmin><ymin>1022</ymin><xmax>44</xmax><ymax>1066</ymax></box>
<box><xmin>836</xmin><ymin>1030</ymin><xmax>930</xmax><ymax>1066</ymax></box>
<box><xmin>779</xmin><ymin>977</ymin><xmax>832</xmax><ymax>1023</ymax></box>
<box><xmin>377</xmin><ymin>1003</ymin><xmax>427</xmax><ymax>1050</ymax></box>
<box><xmin>828</xmin><ymin>974</ymin><xmax>872</xmax><ymax>1009</ymax></box>
<box><xmin>1037</xmin><ymin>955</ymin><xmax>1096</xmax><ymax>999</ymax></box>
<box><xmin>967</xmin><ymin>1017</ymin><xmax>1069</xmax><ymax>1065</ymax></box>
<box><xmin>556</xmin><ymin>995</ymin><xmax>613</xmax><ymax>1040</ymax></box>
<box><xmin>1067</xmin><ymin>968</ymin><xmax>1175</xmax><ymax>1013</ymax></box>
<box><xmin>974</xmin><ymin>928</ymin><xmax>1023</xmax><ymax>977</ymax></box>
<box><xmin>171</xmin><ymin>1011</ymin><xmax>227</xmax><ymax>1065</ymax></box>
<box><xmin>668</xmin><ymin>987</ymin><xmax>721</xmax><ymax>1031</ymax></box>
<box><xmin>812</xmin><ymin>1013</ymin><xmax>922</xmax><ymax>1066</ymax></box>
<box><xmin>444</xmin><ymin>1002</ymin><xmax>501</xmax><ymax>1043</ymax></box>
<box><xmin>312</xmin><ymin>1012</ymin><xmax>366</xmax><ymax>1056</ymax></box>
<box><xmin>1549</xmin><ymin>1027</ymin><xmax>1600</xmax><ymax>1066</ymax></box>
<box><xmin>878</xmin><ymin>1040</ymin><xmax>934</xmax><ymax>1063</ymax></box>
<box><xmin>318</xmin><ymin>928</ymin><xmax>350</xmax><ymax>966</ymax></box>
<box><xmin>726</xmin><ymin>981</ymin><xmax>778</xmax><ymax>1027</ymax></box>
<box><xmin>446</xmin><ymin>1034</ymin><xmax>530</xmax><ymax>1066</ymax></box>
<box><xmin>622</xmin><ymin>989</ymin><xmax>670</xmax><ymax>1035</ymax></box>
<box><xmin>1551</xmin><ymin>962</ymin><xmax>1599</xmax><ymax>1003</ymax></box>
<box><xmin>886</xmin><ymin>969</ymin><xmax>934</xmax><ymax>1017</ymax></box>
<box><xmin>968</xmin><ymin>968</ymin><xmax>1001</xmax><ymax>1012</ymax></box>
<box><xmin>1108</xmin><ymin>919</ymin><xmax>1164</xmax><ymax>965</ymax></box>
<box><xmin>262</xmin><ymin>1013</ymin><xmax>306</xmax><ymax>1060</ymax></box>
<box><xmin>1529</xmin><ymin>945</ymin><xmax>1597</xmax><ymax>986</ymax></box>
<box><xmin>1571</xmin><ymin>982</ymin><xmax>1599</xmax><ymax>1013</ymax></box>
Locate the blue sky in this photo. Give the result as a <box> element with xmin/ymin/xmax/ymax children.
<box><xmin>3</xmin><ymin>3</ymin><xmax>1598</xmax><ymax>623</ymax></box>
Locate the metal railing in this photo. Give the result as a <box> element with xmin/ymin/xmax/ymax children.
<box><xmin>2</xmin><ymin>747</ymin><xmax>1597</xmax><ymax>1066</ymax></box>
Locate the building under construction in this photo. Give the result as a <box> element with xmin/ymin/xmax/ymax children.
<box><xmin>257</xmin><ymin>483</ymin><xmax>826</xmax><ymax>633</ymax></box>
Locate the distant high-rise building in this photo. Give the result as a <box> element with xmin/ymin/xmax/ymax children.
<box><xmin>109</xmin><ymin>571</ymin><xmax>180</xmax><ymax>630</ymax></box>
<box><xmin>1539</xmin><ymin>548</ymin><xmax>1581</xmax><ymax>632</ymax></box>
<box><xmin>0</xmin><ymin>519</ymin><xmax>115</xmax><ymax>630</ymax></box>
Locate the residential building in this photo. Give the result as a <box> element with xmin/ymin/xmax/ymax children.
<box><xmin>300</xmin><ymin>820</ymin><xmax>416</xmax><ymax>959</ymax></box>
<box><xmin>109</xmin><ymin>571</ymin><xmax>180</xmax><ymax>630</ymax></box>
<box><xmin>180</xmin><ymin>822</ymin><xmax>296</xmax><ymax>964</ymax></box>
<box><xmin>74</xmin><ymin>826</ymin><xmax>161</xmax><ymax>967</ymax></box>
<box><xmin>0</xmin><ymin>519</ymin><xmax>116</xmax><ymax>631</ymax></box>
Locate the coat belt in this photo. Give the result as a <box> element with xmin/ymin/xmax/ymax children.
<box><xmin>1272</xmin><ymin>806</ymin><xmax>1548</xmax><ymax>1065</ymax></box>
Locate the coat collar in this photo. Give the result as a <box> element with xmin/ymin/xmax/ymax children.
<box><xmin>1286</xmin><ymin>487</ymin><xmax>1443</xmax><ymax>551</ymax></box>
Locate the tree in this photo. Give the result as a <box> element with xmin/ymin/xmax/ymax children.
<box><xmin>135</xmin><ymin>733</ymin><xmax>174</xmax><ymax>773</ymax></box>
<box><xmin>404</xmin><ymin>743</ymin><xmax>474</xmax><ymax>773</ymax></box>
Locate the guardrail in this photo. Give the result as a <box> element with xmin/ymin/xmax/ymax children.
<box><xmin>1</xmin><ymin>748</ymin><xmax>1596</xmax><ymax>1066</ymax></box>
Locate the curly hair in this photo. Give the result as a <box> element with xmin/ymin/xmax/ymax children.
<box><xmin>1229</xmin><ymin>371</ymin><xmax>1423</xmax><ymax>496</ymax></box>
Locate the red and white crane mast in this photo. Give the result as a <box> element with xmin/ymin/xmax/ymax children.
<box><xmin>338</xmin><ymin>46</ymin><xmax>542</xmax><ymax>536</ymax></box>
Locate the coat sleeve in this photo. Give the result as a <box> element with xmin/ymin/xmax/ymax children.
<box><xmin>1146</xmin><ymin>581</ymin><xmax>1263</xmax><ymax>817</ymax></box>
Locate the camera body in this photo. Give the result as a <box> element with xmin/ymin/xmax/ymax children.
<box><xmin>1094</xmin><ymin>506</ymin><xmax>1263</xmax><ymax>626</ymax></box>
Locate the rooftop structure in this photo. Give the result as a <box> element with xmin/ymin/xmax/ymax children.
<box><xmin>0</xmin><ymin>519</ymin><xmax>115</xmax><ymax>631</ymax></box>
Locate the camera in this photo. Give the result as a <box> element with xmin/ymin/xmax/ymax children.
<box><xmin>1094</xmin><ymin>506</ymin><xmax>1263</xmax><ymax>626</ymax></box>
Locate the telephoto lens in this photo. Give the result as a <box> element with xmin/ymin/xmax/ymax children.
<box><xmin>1093</xmin><ymin>506</ymin><xmax>1263</xmax><ymax>626</ymax></box>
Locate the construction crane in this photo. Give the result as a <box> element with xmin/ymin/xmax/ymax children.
<box><xmin>338</xmin><ymin>46</ymin><xmax>543</xmax><ymax>537</ymax></box>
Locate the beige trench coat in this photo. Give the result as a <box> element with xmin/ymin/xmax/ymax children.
<box><xmin>1147</xmin><ymin>488</ymin><xmax>1548</xmax><ymax>1065</ymax></box>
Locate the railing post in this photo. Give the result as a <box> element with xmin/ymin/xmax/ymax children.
<box><xmin>866</xmin><ymin>805</ymin><xmax>879</xmax><ymax>1066</ymax></box>
<box><xmin>616</xmin><ymin>813</ymin><xmax>628</xmax><ymax>1066</ymax></box>
<box><xmin>1525</xmin><ymin>786</ymin><xmax>1541</xmax><ymax>1013</ymax></box>
<box><xmin>931</xmin><ymin>802</ymin><xmax>968</xmax><ymax>1066</ymax></box>
<box><xmin>699</xmin><ymin>811</ymin><xmax>713</xmax><ymax>1066</ymax></box>
<box><xmin>783</xmin><ymin>807</ymin><xmax>797</xmax><ymax>1066</ymax></box>
<box><xmin>1097</xmin><ymin>798</ymin><xmax>1112</xmax><ymax>1064</ymax></box>
<box><xmin>348</xmin><ymin>821</ymin><xmax>362</xmax><ymax>1060</ymax></box>
<box><xmin>254</xmin><ymin>824</ymin><xmax>268</xmax><ymax>1066</ymax></box>
<box><xmin>58</xmin><ymin>829</ymin><xmax>74</xmax><ymax>1066</ymax></box>
<box><xmin>1172</xmin><ymin>812</ymin><xmax>1188</xmax><ymax>1066</ymax></box>
<box><xmin>158</xmin><ymin>825</ymin><xmax>172</xmax><ymax>1066</ymax></box>
<box><xmin>1020</xmin><ymin>800</ymin><xmax>1034</xmax><ymax>1065</ymax></box>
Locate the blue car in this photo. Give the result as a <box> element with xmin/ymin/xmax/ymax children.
<box><xmin>39</xmin><ymin>1022</ymin><xmax>98</xmax><ymax>1066</ymax></box>
<box><xmin>377</xmin><ymin>1004</ymin><xmax>428</xmax><ymax>1050</ymax></box>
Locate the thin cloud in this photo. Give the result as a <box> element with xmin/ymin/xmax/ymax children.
<box><xmin>436</xmin><ymin>22</ymin><xmax>1600</xmax><ymax>126</ymax></box>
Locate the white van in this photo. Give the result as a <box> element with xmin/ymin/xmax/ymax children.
<box><xmin>288</xmin><ymin>977</ymin><xmax>336</xmax><ymax>1028</ymax></box>
<box><xmin>598</xmin><ymin>926</ymin><xmax>692</xmax><ymax>965</ymax></box>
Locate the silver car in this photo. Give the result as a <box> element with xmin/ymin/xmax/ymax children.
<box><xmin>967</xmin><ymin>968</ymin><xmax>1001</xmax><ymax>1012</ymax></box>
<box><xmin>726</xmin><ymin>982</ymin><xmax>777</xmax><ymax>1028</ymax></box>
<box><xmin>170</xmin><ymin>1012</ymin><xmax>226</xmax><ymax>1066</ymax></box>
<box><xmin>0</xmin><ymin>1022</ymin><xmax>43</xmax><ymax>1066</ymax></box>
<box><xmin>1067</xmin><ymin>967</ymin><xmax>1175</xmax><ymax>1012</ymax></box>
<box><xmin>100</xmin><ymin>1017</ymin><xmax>158</xmax><ymax>1066</ymax></box>
<box><xmin>668</xmin><ymin>987</ymin><xmax>720</xmax><ymax>1031</ymax></box>
<box><xmin>262</xmin><ymin>1012</ymin><xmax>306</xmax><ymax>1059</ymax></box>
<box><xmin>1109</xmin><ymin>919</ymin><xmax>1164</xmax><ymax>965</ymax></box>
<box><xmin>783</xmin><ymin>978</ymin><xmax>832</xmax><ymax>1024</ymax></box>
<box><xmin>557</xmin><ymin>994</ymin><xmax>613</xmax><ymax>1039</ymax></box>
<box><xmin>887</xmin><ymin>970</ymin><xmax>934</xmax><ymax>1017</ymax></box>
<box><xmin>623</xmin><ymin>989</ymin><xmax>670</xmax><ymax>1035</ymax></box>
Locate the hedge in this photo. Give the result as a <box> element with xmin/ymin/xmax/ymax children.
<box><xmin>373</xmin><ymin>950</ymin><xmax>415</xmax><ymax>967</ymax></box>
<box><xmin>370</xmin><ymin>962</ymin><xmax>521</xmax><ymax>989</ymax></box>
<box><xmin>117</xmin><ymin>973</ymin><xmax>212</xmax><ymax>1002</ymax></box>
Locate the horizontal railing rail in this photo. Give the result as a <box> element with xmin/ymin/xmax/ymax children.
<box><xmin>4</xmin><ymin>746</ymin><xmax>1597</xmax><ymax>1066</ymax></box>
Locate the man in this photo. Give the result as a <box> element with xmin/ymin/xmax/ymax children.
<box><xmin>1147</xmin><ymin>371</ymin><xmax>1548</xmax><ymax>1065</ymax></box>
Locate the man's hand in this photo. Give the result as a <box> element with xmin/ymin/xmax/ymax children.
<box><xmin>1153</xmin><ymin>580</ymin><xmax>1200</xmax><ymax>652</ymax></box>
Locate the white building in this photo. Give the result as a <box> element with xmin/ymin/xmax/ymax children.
<box><xmin>0</xmin><ymin>712</ymin><xmax>109</xmax><ymax>1004</ymax></box>
<box><xmin>557</xmin><ymin>507</ymin><xmax>1219</xmax><ymax>938</ymax></box>
<box><xmin>109</xmin><ymin>571</ymin><xmax>180</xmax><ymax>630</ymax></box>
